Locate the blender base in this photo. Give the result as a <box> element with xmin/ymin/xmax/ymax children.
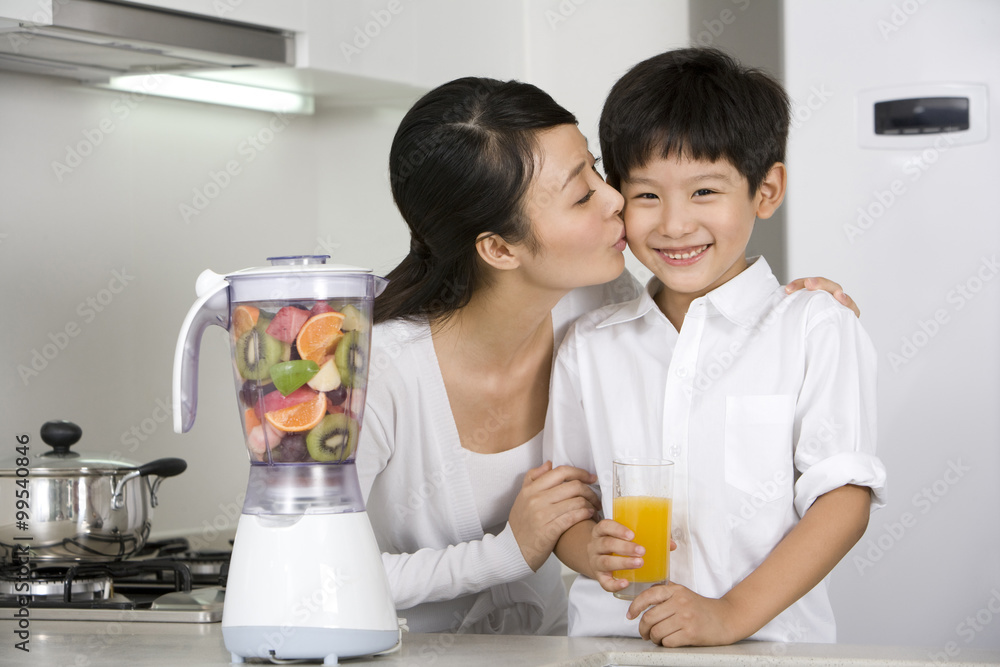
<box><xmin>223</xmin><ymin>511</ymin><xmax>399</xmax><ymax>662</ymax></box>
<box><xmin>225</xmin><ymin>626</ymin><xmax>400</xmax><ymax>664</ymax></box>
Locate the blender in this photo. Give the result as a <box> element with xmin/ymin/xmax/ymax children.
<box><xmin>172</xmin><ymin>256</ymin><xmax>398</xmax><ymax>664</ymax></box>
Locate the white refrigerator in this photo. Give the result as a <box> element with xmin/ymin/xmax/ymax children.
<box><xmin>782</xmin><ymin>0</ymin><xmax>1000</xmax><ymax>653</ymax></box>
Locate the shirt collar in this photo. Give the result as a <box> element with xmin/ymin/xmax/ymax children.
<box><xmin>595</xmin><ymin>256</ymin><xmax>779</xmax><ymax>330</ymax></box>
<box><xmin>703</xmin><ymin>256</ymin><xmax>780</xmax><ymax>328</ymax></box>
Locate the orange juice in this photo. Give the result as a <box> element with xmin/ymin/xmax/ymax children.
<box><xmin>613</xmin><ymin>495</ymin><xmax>671</xmax><ymax>585</ymax></box>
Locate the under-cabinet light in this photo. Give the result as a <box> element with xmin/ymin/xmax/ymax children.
<box><xmin>97</xmin><ymin>74</ymin><xmax>314</xmax><ymax>115</ymax></box>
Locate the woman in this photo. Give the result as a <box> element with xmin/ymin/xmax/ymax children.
<box><xmin>356</xmin><ymin>77</ymin><xmax>857</xmax><ymax>636</ymax></box>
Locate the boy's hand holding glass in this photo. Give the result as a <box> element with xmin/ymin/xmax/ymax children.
<box><xmin>625</xmin><ymin>582</ymin><xmax>741</xmax><ymax>647</ymax></box>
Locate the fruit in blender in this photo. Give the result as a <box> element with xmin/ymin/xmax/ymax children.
<box><xmin>334</xmin><ymin>330</ymin><xmax>367</xmax><ymax>387</ymax></box>
<box><xmin>239</xmin><ymin>379</ymin><xmax>277</xmax><ymax>407</ymax></box>
<box><xmin>306</xmin><ymin>413</ymin><xmax>359</xmax><ymax>462</ymax></box>
<box><xmin>264</xmin><ymin>391</ymin><xmax>327</xmax><ymax>432</ymax></box>
<box><xmin>265</xmin><ymin>306</ymin><xmax>312</xmax><ymax>343</ymax></box>
<box><xmin>270</xmin><ymin>433</ymin><xmax>311</xmax><ymax>462</ymax></box>
<box><xmin>311</xmin><ymin>301</ymin><xmax>336</xmax><ymax>315</ymax></box>
<box><xmin>247</xmin><ymin>422</ymin><xmax>284</xmax><ymax>460</ymax></box>
<box><xmin>339</xmin><ymin>304</ymin><xmax>366</xmax><ymax>332</ymax></box>
<box><xmin>325</xmin><ymin>385</ymin><xmax>348</xmax><ymax>407</ymax></box>
<box><xmin>269</xmin><ymin>360</ymin><xmax>320</xmax><ymax>396</ymax></box>
<box><xmin>307</xmin><ymin>359</ymin><xmax>342</xmax><ymax>392</ymax></box>
<box><xmin>233</xmin><ymin>305</ymin><xmax>260</xmax><ymax>339</ymax></box>
<box><xmin>236</xmin><ymin>329</ymin><xmax>286</xmax><ymax>381</ymax></box>
<box><xmin>296</xmin><ymin>311</ymin><xmax>346</xmax><ymax>364</ymax></box>
<box><xmin>253</xmin><ymin>386</ymin><xmax>317</xmax><ymax>419</ymax></box>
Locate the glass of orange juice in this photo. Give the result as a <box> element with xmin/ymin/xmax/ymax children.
<box><xmin>612</xmin><ymin>458</ymin><xmax>674</xmax><ymax>600</ymax></box>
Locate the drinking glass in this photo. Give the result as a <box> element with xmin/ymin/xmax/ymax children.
<box><xmin>612</xmin><ymin>458</ymin><xmax>674</xmax><ymax>600</ymax></box>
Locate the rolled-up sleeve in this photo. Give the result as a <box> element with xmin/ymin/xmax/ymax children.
<box><xmin>793</xmin><ymin>306</ymin><xmax>887</xmax><ymax>517</ymax></box>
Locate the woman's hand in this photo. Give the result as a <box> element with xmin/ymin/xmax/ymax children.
<box><xmin>626</xmin><ymin>583</ymin><xmax>740</xmax><ymax>647</ymax></box>
<box><xmin>785</xmin><ymin>276</ymin><xmax>860</xmax><ymax>317</ymax></box>
<box><xmin>509</xmin><ymin>461</ymin><xmax>600</xmax><ymax>571</ymax></box>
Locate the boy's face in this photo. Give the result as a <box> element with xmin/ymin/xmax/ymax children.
<box><xmin>620</xmin><ymin>155</ymin><xmax>782</xmax><ymax>306</ymax></box>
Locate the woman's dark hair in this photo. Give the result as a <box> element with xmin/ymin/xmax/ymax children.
<box><xmin>375</xmin><ymin>77</ymin><xmax>576</xmax><ymax>324</ymax></box>
<box><xmin>599</xmin><ymin>47</ymin><xmax>790</xmax><ymax>194</ymax></box>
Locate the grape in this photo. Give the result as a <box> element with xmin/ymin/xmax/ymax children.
<box><xmin>325</xmin><ymin>385</ymin><xmax>348</xmax><ymax>406</ymax></box>
<box><xmin>272</xmin><ymin>434</ymin><xmax>310</xmax><ymax>462</ymax></box>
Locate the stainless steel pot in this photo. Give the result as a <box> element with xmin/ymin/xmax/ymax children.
<box><xmin>0</xmin><ymin>420</ymin><xmax>187</xmax><ymax>562</ymax></box>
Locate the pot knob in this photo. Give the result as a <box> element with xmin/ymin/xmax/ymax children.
<box><xmin>39</xmin><ymin>420</ymin><xmax>83</xmax><ymax>458</ymax></box>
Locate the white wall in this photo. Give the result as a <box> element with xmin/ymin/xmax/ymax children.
<box><xmin>783</xmin><ymin>0</ymin><xmax>1000</xmax><ymax>652</ymax></box>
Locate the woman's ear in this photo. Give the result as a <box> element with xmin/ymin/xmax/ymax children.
<box><xmin>475</xmin><ymin>232</ymin><xmax>521</xmax><ymax>271</ymax></box>
<box><xmin>755</xmin><ymin>162</ymin><xmax>787</xmax><ymax>220</ymax></box>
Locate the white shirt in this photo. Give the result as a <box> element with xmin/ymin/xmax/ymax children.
<box><xmin>466</xmin><ymin>432</ymin><xmax>543</xmax><ymax>535</ymax></box>
<box><xmin>544</xmin><ymin>257</ymin><xmax>887</xmax><ymax>641</ymax></box>
<box><xmin>357</xmin><ymin>272</ymin><xmax>641</xmax><ymax>635</ymax></box>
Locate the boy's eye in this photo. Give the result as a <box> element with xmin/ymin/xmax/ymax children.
<box><xmin>693</xmin><ymin>188</ymin><xmax>715</xmax><ymax>197</ymax></box>
<box><xmin>576</xmin><ymin>190</ymin><xmax>595</xmax><ymax>205</ymax></box>
<box><xmin>634</xmin><ymin>193</ymin><xmax>658</xmax><ymax>200</ymax></box>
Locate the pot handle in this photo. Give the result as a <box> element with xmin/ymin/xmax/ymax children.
<box><xmin>111</xmin><ymin>457</ymin><xmax>188</xmax><ymax>510</ymax></box>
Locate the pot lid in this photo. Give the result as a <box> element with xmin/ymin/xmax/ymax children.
<box><xmin>3</xmin><ymin>421</ymin><xmax>139</xmax><ymax>474</ymax></box>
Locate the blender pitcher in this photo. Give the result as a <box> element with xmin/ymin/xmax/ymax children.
<box><xmin>173</xmin><ymin>256</ymin><xmax>399</xmax><ymax>664</ymax></box>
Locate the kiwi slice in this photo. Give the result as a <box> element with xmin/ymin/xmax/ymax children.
<box><xmin>334</xmin><ymin>330</ymin><xmax>367</xmax><ymax>388</ymax></box>
<box><xmin>235</xmin><ymin>329</ymin><xmax>285</xmax><ymax>381</ymax></box>
<box><xmin>306</xmin><ymin>413</ymin><xmax>358</xmax><ymax>462</ymax></box>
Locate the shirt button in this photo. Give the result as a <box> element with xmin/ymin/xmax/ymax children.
<box><xmin>671</xmin><ymin>528</ymin><xmax>682</xmax><ymax>542</ymax></box>
<box><xmin>675</xmin><ymin>367</ymin><xmax>688</xmax><ymax>378</ymax></box>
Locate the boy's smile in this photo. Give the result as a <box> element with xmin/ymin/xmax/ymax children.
<box><xmin>620</xmin><ymin>155</ymin><xmax>785</xmax><ymax>327</ymax></box>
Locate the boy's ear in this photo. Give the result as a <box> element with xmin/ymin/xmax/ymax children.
<box><xmin>475</xmin><ymin>232</ymin><xmax>521</xmax><ymax>271</ymax></box>
<box><xmin>754</xmin><ymin>162</ymin><xmax>787</xmax><ymax>220</ymax></box>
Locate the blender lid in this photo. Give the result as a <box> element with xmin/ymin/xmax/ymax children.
<box><xmin>196</xmin><ymin>255</ymin><xmax>387</xmax><ymax>303</ymax></box>
<box><xmin>227</xmin><ymin>255</ymin><xmax>374</xmax><ymax>278</ymax></box>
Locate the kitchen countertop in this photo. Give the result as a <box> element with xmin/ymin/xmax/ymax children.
<box><xmin>2</xmin><ymin>620</ymin><xmax>999</xmax><ymax>667</ymax></box>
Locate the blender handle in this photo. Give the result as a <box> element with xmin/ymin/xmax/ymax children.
<box><xmin>172</xmin><ymin>272</ymin><xmax>231</xmax><ymax>434</ymax></box>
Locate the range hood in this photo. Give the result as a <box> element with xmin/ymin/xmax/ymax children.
<box><xmin>0</xmin><ymin>0</ymin><xmax>294</xmax><ymax>82</ymax></box>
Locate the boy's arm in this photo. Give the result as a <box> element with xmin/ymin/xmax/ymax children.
<box><xmin>627</xmin><ymin>484</ymin><xmax>870</xmax><ymax>645</ymax></box>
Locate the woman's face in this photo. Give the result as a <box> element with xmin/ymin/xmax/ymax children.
<box><xmin>517</xmin><ymin>124</ymin><xmax>627</xmax><ymax>291</ymax></box>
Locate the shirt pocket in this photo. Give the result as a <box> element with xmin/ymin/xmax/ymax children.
<box><xmin>724</xmin><ymin>394</ymin><xmax>795</xmax><ymax>498</ymax></box>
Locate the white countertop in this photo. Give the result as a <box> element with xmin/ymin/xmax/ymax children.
<box><xmin>2</xmin><ymin>620</ymin><xmax>999</xmax><ymax>667</ymax></box>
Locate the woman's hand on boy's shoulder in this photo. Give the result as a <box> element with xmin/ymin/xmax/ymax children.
<box><xmin>626</xmin><ymin>583</ymin><xmax>741</xmax><ymax>647</ymax></box>
<box><xmin>785</xmin><ymin>277</ymin><xmax>861</xmax><ymax>317</ymax></box>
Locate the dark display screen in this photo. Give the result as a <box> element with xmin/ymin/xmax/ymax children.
<box><xmin>874</xmin><ymin>97</ymin><xmax>970</xmax><ymax>135</ymax></box>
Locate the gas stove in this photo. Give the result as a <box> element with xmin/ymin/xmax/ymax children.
<box><xmin>0</xmin><ymin>538</ymin><xmax>227</xmax><ymax>622</ymax></box>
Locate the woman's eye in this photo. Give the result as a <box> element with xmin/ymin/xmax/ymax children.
<box><xmin>576</xmin><ymin>190</ymin><xmax>595</xmax><ymax>205</ymax></box>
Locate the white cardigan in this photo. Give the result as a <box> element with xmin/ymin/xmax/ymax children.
<box><xmin>356</xmin><ymin>274</ymin><xmax>640</xmax><ymax>635</ymax></box>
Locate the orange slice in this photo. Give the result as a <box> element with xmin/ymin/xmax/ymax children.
<box><xmin>264</xmin><ymin>391</ymin><xmax>326</xmax><ymax>432</ymax></box>
<box><xmin>295</xmin><ymin>311</ymin><xmax>346</xmax><ymax>364</ymax></box>
<box><xmin>233</xmin><ymin>305</ymin><xmax>260</xmax><ymax>339</ymax></box>
<box><xmin>244</xmin><ymin>407</ymin><xmax>261</xmax><ymax>431</ymax></box>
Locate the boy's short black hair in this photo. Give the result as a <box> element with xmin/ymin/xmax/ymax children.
<box><xmin>599</xmin><ymin>47</ymin><xmax>790</xmax><ymax>195</ymax></box>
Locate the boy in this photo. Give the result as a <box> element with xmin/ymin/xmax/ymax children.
<box><xmin>544</xmin><ymin>48</ymin><xmax>887</xmax><ymax>646</ymax></box>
